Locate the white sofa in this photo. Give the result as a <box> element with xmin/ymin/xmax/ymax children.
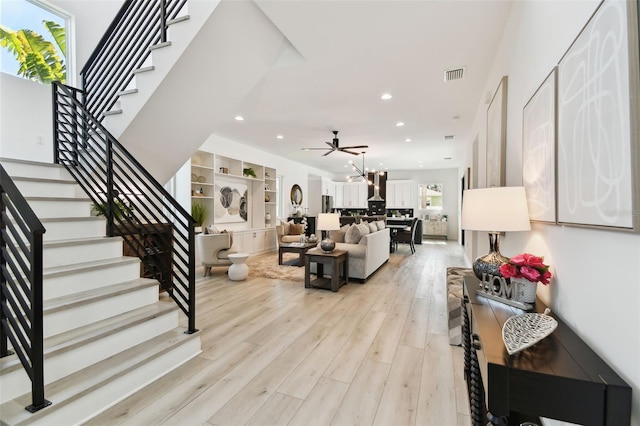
<box><xmin>311</xmin><ymin>227</ymin><xmax>390</xmax><ymax>281</ymax></box>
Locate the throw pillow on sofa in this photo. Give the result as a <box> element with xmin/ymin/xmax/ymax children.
<box><xmin>375</xmin><ymin>220</ymin><xmax>386</xmax><ymax>231</ymax></box>
<box><xmin>329</xmin><ymin>224</ymin><xmax>350</xmax><ymax>243</ymax></box>
<box><xmin>368</xmin><ymin>222</ymin><xmax>377</xmax><ymax>233</ymax></box>
<box><xmin>344</xmin><ymin>224</ymin><xmax>364</xmax><ymax>244</ymax></box>
<box><xmin>356</xmin><ymin>223</ymin><xmax>370</xmax><ymax>236</ymax></box>
<box><xmin>288</xmin><ymin>224</ymin><xmax>305</xmax><ymax>235</ymax></box>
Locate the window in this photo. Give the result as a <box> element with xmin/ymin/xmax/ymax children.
<box><xmin>0</xmin><ymin>0</ymin><xmax>72</xmax><ymax>84</ymax></box>
<box><xmin>276</xmin><ymin>175</ymin><xmax>283</xmax><ymax>219</ymax></box>
<box><xmin>418</xmin><ymin>183</ymin><xmax>443</xmax><ymax>210</ymax></box>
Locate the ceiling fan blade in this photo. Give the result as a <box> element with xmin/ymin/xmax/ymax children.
<box><xmin>303</xmin><ymin>147</ymin><xmax>331</xmax><ymax>150</ymax></box>
<box><xmin>322</xmin><ymin>150</ymin><xmax>335</xmax><ymax>157</ymax></box>
<box><xmin>342</xmin><ymin>145</ymin><xmax>369</xmax><ymax>149</ymax></box>
<box><xmin>325</xmin><ymin>141</ymin><xmax>336</xmax><ymax>148</ymax></box>
<box><xmin>341</xmin><ymin>149</ymin><xmax>360</xmax><ymax>156</ymax></box>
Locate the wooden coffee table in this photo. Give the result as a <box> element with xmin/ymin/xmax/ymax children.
<box><xmin>304</xmin><ymin>249</ymin><xmax>348</xmax><ymax>292</ymax></box>
<box><xmin>278</xmin><ymin>242</ymin><xmax>317</xmax><ymax>267</ymax></box>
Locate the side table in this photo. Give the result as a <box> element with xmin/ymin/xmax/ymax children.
<box><xmin>304</xmin><ymin>249</ymin><xmax>348</xmax><ymax>292</ymax></box>
<box><xmin>228</xmin><ymin>253</ymin><xmax>249</xmax><ymax>281</ymax></box>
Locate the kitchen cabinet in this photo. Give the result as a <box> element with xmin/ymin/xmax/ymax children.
<box><xmin>342</xmin><ymin>182</ymin><xmax>367</xmax><ymax>207</ymax></box>
<box><xmin>386</xmin><ymin>181</ymin><xmax>414</xmax><ymax>208</ymax></box>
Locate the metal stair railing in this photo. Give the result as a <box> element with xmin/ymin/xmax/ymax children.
<box><xmin>80</xmin><ymin>0</ymin><xmax>187</xmax><ymax>121</ymax></box>
<box><xmin>0</xmin><ymin>164</ymin><xmax>51</xmax><ymax>412</ymax></box>
<box><xmin>53</xmin><ymin>81</ymin><xmax>197</xmax><ymax>334</ymax></box>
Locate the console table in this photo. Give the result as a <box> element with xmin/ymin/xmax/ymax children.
<box><xmin>462</xmin><ymin>275</ymin><xmax>631</xmax><ymax>426</ymax></box>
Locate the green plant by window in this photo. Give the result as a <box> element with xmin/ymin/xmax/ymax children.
<box><xmin>0</xmin><ymin>20</ymin><xmax>66</xmax><ymax>84</ymax></box>
<box><xmin>191</xmin><ymin>201</ymin><xmax>207</xmax><ymax>227</ymax></box>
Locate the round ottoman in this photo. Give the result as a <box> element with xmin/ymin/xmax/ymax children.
<box><xmin>228</xmin><ymin>253</ymin><xmax>250</xmax><ymax>281</ymax></box>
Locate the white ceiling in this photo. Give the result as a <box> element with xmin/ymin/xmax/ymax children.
<box><xmin>210</xmin><ymin>0</ymin><xmax>513</xmax><ymax>176</ymax></box>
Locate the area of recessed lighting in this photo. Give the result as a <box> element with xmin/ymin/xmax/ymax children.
<box><xmin>395</xmin><ymin>121</ymin><xmax>405</xmax><ymax>127</ymax></box>
<box><xmin>276</xmin><ymin>135</ymin><xmax>284</xmax><ymax>139</ymax></box>
<box><xmin>380</xmin><ymin>93</ymin><xmax>392</xmax><ymax>100</ymax></box>
<box><xmin>234</xmin><ymin>115</ymin><xmax>244</xmax><ymax>121</ymax></box>
<box><xmin>419</xmin><ymin>164</ymin><xmax>424</xmax><ymax>168</ymax></box>
<box><xmin>405</xmin><ymin>138</ymin><xmax>412</xmax><ymax>143</ymax></box>
<box><xmin>444</xmin><ymin>135</ymin><xmax>455</xmax><ymax>140</ymax></box>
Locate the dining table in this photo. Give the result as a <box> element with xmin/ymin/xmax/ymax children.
<box><xmin>386</xmin><ymin>224</ymin><xmax>410</xmax><ymax>253</ymax></box>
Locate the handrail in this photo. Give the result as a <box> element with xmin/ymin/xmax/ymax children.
<box><xmin>80</xmin><ymin>0</ymin><xmax>187</xmax><ymax>121</ymax></box>
<box><xmin>0</xmin><ymin>164</ymin><xmax>51</xmax><ymax>412</ymax></box>
<box><xmin>52</xmin><ymin>82</ymin><xmax>197</xmax><ymax>333</ymax></box>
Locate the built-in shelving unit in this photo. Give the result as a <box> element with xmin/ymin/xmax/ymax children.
<box><xmin>190</xmin><ymin>151</ymin><xmax>278</xmax><ymax>254</ymax></box>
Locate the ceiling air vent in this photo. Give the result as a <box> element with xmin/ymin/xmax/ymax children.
<box><xmin>444</xmin><ymin>135</ymin><xmax>455</xmax><ymax>140</ymax></box>
<box><xmin>443</xmin><ymin>67</ymin><xmax>466</xmax><ymax>82</ymax></box>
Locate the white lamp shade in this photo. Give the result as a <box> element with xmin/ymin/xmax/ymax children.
<box><xmin>316</xmin><ymin>213</ymin><xmax>341</xmax><ymax>231</ymax></box>
<box><xmin>461</xmin><ymin>187</ymin><xmax>531</xmax><ymax>232</ymax></box>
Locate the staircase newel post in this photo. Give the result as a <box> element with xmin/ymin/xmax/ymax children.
<box><xmin>160</xmin><ymin>0</ymin><xmax>167</xmax><ymax>43</ymax></box>
<box><xmin>187</xmin><ymin>223</ymin><xmax>197</xmax><ymax>333</ymax></box>
<box><xmin>26</xmin><ymin>231</ymin><xmax>51</xmax><ymax>412</ymax></box>
<box><xmin>0</xmin><ymin>198</ymin><xmax>10</xmax><ymax>358</ymax></box>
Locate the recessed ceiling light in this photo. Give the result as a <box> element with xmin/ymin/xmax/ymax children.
<box><xmin>395</xmin><ymin>121</ymin><xmax>405</xmax><ymax>127</ymax></box>
<box><xmin>444</xmin><ymin>135</ymin><xmax>455</xmax><ymax>140</ymax></box>
<box><xmin>234</xmin><ymin>115</ymin><xmax>244</xmax><ymax>121</ymax></box>
<box><xmin>417</xmin><ymin>160</ymin><xmax>423</xmax><ymax>164</ymax></box>
<box><xmin>276</xmin><ymin>135</ymin><xmax>284</xmax><ymax>139</ymax></box>
<box><xmin>419</xmin><ymin>164</ymin><xmax>424</xmax><ymax>168</ymax></box>
<box><xmin>380</xmin><ymin>93</ymin><xmax>392</xmax><ymax>100</ymax></box>
<box><xmin>302</xmin><ymin>148</ymin><xmax>310</xmax><ymax>151</ymax></box>
<box><xmin>405</xmin><ymin>138</ymin><xmax>412</xmax><ymax>143</ymax></box>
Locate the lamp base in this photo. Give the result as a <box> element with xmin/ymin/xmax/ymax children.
<box><xmin>320</xmin><ymin>238</ymin><xmax>335</xmax><ymax>253</ymax></box>
<box><xmin>473</xmin><ymin>250</ymin><xmax>510</xmax><ymax>280</ymax></box>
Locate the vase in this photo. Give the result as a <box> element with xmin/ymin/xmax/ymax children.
<box><xmin>511</xmin><ymin>277</ymin><xmax>537</xmax><ymax>303</ymax></box>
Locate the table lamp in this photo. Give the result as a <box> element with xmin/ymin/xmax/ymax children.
<box><xmin>316</xmin><ymin>213</ymin><xmax>341</xmax><ymax>252</ymax></box>
<box><xmin>461</xmin><ymin>187</ymin><xmax>531</xmax><ymax>280</ymax></box>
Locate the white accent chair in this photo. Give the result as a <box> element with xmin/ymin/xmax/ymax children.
<box><xmin>196</xmin><ymin>233</ymin><xmax>236</xmax><ymax>276</ymax></box>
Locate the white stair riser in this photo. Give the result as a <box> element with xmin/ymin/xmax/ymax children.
<box><xmin>14</xmin><ymin>180</ymin><xmax>82</xmax><ymax>198</ymax></box>
<box><xmin>29</xmin><ymin>200</ymin><xmax>92</xmax><ymax>218</ymax></box>
<box><xmin>43</xmin><ymin>239</ymin><xmax>123</xmax><ymax>269</ymax></box>
<box><xmin>42</xmin><ymin>219</ymin><xmax>106</xmax><ymax>241</ymax></box>
<box><xmin>0</xmin><ymin>310</ymin><xmax>179</xmax><ymax>404</ymax></box>
<box><xmin>0</xmin><ymin>162</ymin><xmax>71</xmax><ymax>181</ymax></box>
<box><xmin>26</xmin><ymin>337</ymin><xmax>201</xmax><ymax>426</ymax></box>
<box><xmin>44</xmin><ymin>286</ymin><xmax>159</xmax><ymax>338</ymax></box>
<box><xmin>44</xmin><ymin>261</ymin><xmax>141</xmax><ymax>300</ymax></box>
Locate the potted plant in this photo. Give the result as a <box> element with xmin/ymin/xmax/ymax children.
<box><xmin>191</xmin><ymin>201</ymin><xmax>207</xmax><ymax>233</ymax></box>
<box><xmin>243</xmin><ymin>167</ymin><xmax>257</xmax><ymax>178</ymax></box>
<box><xmin>92</xmin><ymin>199</ymin><xmax>134</xmax><ymax>220</ymax></box>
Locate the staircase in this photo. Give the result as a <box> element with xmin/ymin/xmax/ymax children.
<box><xmin>0</xmin><ymin>158</ymin><xmax>201</xmax><ymax>425</ymax></box>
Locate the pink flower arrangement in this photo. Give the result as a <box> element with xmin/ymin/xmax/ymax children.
<box><xmin>499</xmin><ymin>253</ymin><xmax>552</xmax><ymax>285</ymax></box>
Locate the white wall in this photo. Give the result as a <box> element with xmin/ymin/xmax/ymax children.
<box><xmin>387</xmin><ymin>168</ymin><xmax>460</xmax><ymax>240</ymax></box>
<box><xmin>0</xmin><ymin>74</ymin><xmax>54</xmax><ymax>162</ymax></box>
<box><xmin>466</xmin><ymin>1</ymin><xmax>640</xmax><ymax>424</ymax></box>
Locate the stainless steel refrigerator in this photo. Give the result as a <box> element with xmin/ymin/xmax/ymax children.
<box><xmin>322</xmin><ymin>195</ymin><xmax>333</xmax><ymax>213</ymax></box>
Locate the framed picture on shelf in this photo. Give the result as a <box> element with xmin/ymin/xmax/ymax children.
<box><xmin>214</xmin><ymin>181</ymin><xmax>248</xmax><ymax>223</ymax></box>
<box><xmin>522</xmin><ymin>68</ymin><xmax>557</xmax><ymax>224</ymax></box>
<box><xmin>556</xmin><ymin>0</ymin><xmax>639</xmax><ymax>231</ymax></box>
<box><xmin>486</xmin><ymin>76</ymin><xmax>508</xmax><ymax>188</ymax></box>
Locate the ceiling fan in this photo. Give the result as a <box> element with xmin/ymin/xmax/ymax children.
<box><xmin>302</xmin><ymin>130</ymin><xmax>368</xmax><ymax>156</ymax></box>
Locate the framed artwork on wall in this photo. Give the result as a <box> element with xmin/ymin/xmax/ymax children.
<box><xmin>557</xmin><ymin>0</ymin><xmax>639</xmax><ymax>232</ymax></box>
<box><xmin>486</xmin><ymin>76</ymin><xmax>508</xmax><ymax>188</ymax></box>
<box><xmin>522</xmin><ymin>68</ymin><xmax>557</xmax><ymax>224</ymax></box>
<box><xmin>214</xmin><ymin>181</ymin><xmax>248</xmax><ymax>223</ymax></box>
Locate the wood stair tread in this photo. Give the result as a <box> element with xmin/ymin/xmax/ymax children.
<box><xmin>42</xmin><ymin>235</ymin><xmax>122</xmax><ymax>248</ymax></box>
<box><xmin>0</xmin><ymin>300</ymin><xmax>178</xmax><ymax>373</ymax></box>
<box><xmin>0</xmin><ymin>328</ymin><xmax>200</xmax><ymax>425</ymax></box>
<box><xmin>9</xmin><ymin>176</ymin><xmax>77</xmax><ymax>184</ymax></box>
<box><xmin>44</xmin><ymin>277</ymin><xmax>159</xmax><ymax>313</ymax></box>
<box><xmin>43</xmin><ymin>256</ymin><xmax>140</xmax><ymax>278</ymax></box>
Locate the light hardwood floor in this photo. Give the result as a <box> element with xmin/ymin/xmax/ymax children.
<box><xmin>87</xmin><ymin>240</ymin><xmax>472</xmax><ymax>426</ymax></box>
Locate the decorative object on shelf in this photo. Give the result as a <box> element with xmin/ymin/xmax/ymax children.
<box><xmin>219</xmin><ymin>167</ymin><xmax>228</xmax><ymax>174</ymax></box>
<box><xmin>191</xmin><ymin>173</ymin><xmax>197</xmax><ymax>182</ymax></box>
<box><xmin>265</xmin><ymin>212</ymin><xmax>271</xmax><ymax>225</ymax></box>
<box><xmin>502</xmin><ymin>308</ymin><xmax>558</xmax><ymax>355</ymax></box>
<box><xmin>461</xmin><ymin>187</ymin><xmax>531</xmax><ymax>280</ymax></box>
<box><xmin>265</xmin><ymin>194</ymin><xmax>270</xmax><ymax>202</ymax></box>
<box><xmin>243</xmin><ymin>167</ymin><xmax>256</xmax><ymax>178</ymax></box>
<box><xmin>265</xmin><ymin>172</ymin><xmax>271</xmax><ymax>179</ymax></box>
<box><xmin>191</xmin><ymin>201</ymin><xmax>207</xmax><ymax>233</ymax></box>
<box><xmin>317</xmin><ymin>213</ymin><xmax>340</xmax><ymax>252</ymax></box>
<box><xmin>196</xmin><ymin>175</ymin><xmax>206</xmax><ymax>183</ymax></box>
<box><xmin>265</xmin><ymin>183</ymin><xmax>270</xmax><ymax>191</ymax></box>
<box><xmin>499</xmin><ymin>252</ymin><xmax>552</xmax><ymax>303</ymax></box>
<box><xmin>477</xmin><ymin>273</ymin><xmax>533</xmax><ymax>310</ymax></box>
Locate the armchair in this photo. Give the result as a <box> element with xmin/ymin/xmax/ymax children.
<box><xmin>276</xmin><ymin>224</ymin><xmax>305</xmax><ymax>246</ymax></box>
<box><xmin>196</xmin><ymin>233</ymin><xmax>236</xmax><ymax>276</ymax></box>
